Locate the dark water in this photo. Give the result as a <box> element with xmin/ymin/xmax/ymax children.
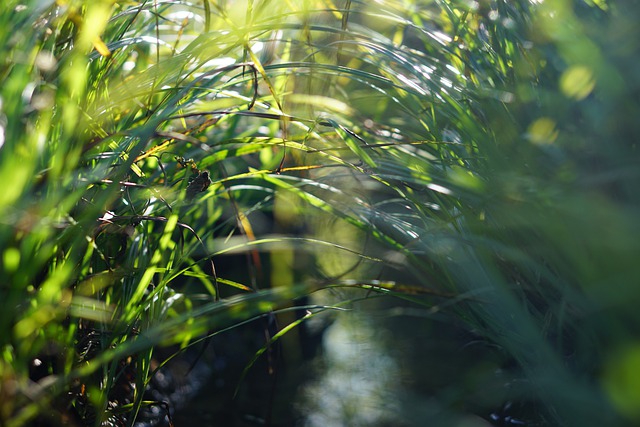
<box><xmin>162</xmin><ymin>300</ymin><xmax>536</xmax><ymax>427</ymax></box>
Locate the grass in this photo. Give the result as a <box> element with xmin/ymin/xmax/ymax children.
<box><xmin>1</xmin><ymin>0</ymin><xmax>639</xmax><ymax>426</ymax></box>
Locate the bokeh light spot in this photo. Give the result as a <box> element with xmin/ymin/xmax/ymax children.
<box><xmin>560</xmin><ymin>65</ymin><xmax>596</xmax><ymax>100</ymax></box>
<box><xmin>527</xmin><ymin>117</ymin><xmax>559</xmax><ymax>144</ymax></box>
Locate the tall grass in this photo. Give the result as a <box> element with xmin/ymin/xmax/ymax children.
<box><xmin>1</xmin><ymin>0</ymin><xmax>639</xmax><ymax>426</ymax></box>
<box><xmin>276</xmin><ymin>0</ymin><xmax>640</xmax><ymax>425</ymax></box>
<box><xmin>0</xmin><ymin>1</ymin><xmax>341</xmax><ymax>425</ymax></box>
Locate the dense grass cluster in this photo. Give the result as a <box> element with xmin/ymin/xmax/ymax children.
<box><xmin>1</xmin><ymin>0</ymin><xmax>639</xmax><ymax>426</ymax></box>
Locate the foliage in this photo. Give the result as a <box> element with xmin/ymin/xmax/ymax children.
<box><xmin>0</xmin><ymin>1</ymin><xmax>329</xmax><ymax>425</ymax></box>
<box><xmin>1</xmin><ymin>0</ymin><xmax>639</xmax><ymax>426</ymax></box>
<box><xmin>285</xmin><ymin>0</ymin><xmax>640</xmax><ymax>425</ymax></box>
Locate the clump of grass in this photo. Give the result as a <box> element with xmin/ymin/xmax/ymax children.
<box><xmin>3</xmin><ymin>0</ymin><xmax>640</xmax><ymax>426</ymax></box>
<box><xmin>0</xmin><ymin>1</ymin><xmax>355</xmax><ymax>425</ymax></box>
<box><xmin>268</xmin><ymin>0</ymin><xmax>640</xmax><ymax>425</ymax></box>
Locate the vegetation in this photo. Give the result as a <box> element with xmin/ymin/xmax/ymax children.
<box><xmin>1</xmin><ymin>0</ymin><xmax>639</xmax><ymax>426</ymax></box>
